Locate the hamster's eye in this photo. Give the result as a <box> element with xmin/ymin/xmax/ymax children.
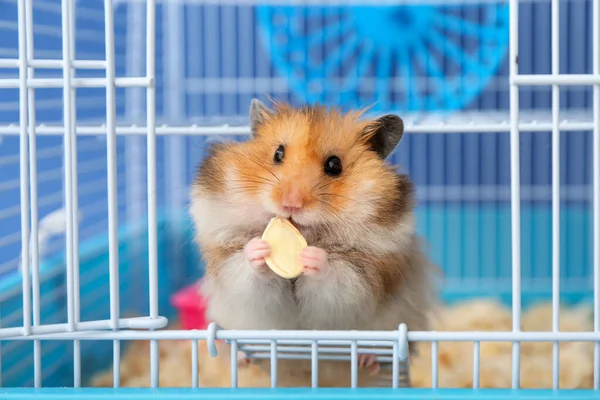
<box><xmin>273</xmin><ymin>145</ymin><xmax>285</xmax><ymax>164</ymax></box>
<box><xmin>324</xmin><ymin>156</ymin><xmax>342</xmax><ymax>177</ymax></box>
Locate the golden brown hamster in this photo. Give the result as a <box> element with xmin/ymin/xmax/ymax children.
<box><xmin>189</xmin><ymin>99</ymin><xmax>439</xmax><ymax>387</ymax></box>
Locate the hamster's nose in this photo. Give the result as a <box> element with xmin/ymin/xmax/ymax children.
<box><xmin>281</xmin><ymin>188</ymin><xmax>305</xmax><ymax>212</ymax></box>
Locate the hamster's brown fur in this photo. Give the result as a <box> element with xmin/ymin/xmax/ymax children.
<box><xmin>189</xmin><ymin>99</ymin><xmax>440</xmax><ymax>387</ymax></box>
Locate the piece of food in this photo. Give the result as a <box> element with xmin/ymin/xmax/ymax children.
<box><xmin>261</xmin><ymin>217</ymin><xmax>307</xmax><ymax>279</ymax></box>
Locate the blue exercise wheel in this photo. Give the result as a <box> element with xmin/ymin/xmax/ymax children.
<box><xmin>257</xmin><ymin>3</ymin><xmax>509</xmax><ymax>113</ymax></box>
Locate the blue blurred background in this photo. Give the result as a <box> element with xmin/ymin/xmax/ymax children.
<box><xmin>0</xmin><ymin>0</ymin><xmax>595</xmax><ymax>387</ymax></box>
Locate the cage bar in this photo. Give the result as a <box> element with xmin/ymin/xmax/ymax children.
<box><xmin>3</xmin><ymin>329</ymin><xmax>600</xmax><ymax>343</ymax></box>
<box><xmin>238</xmin><ymin>344</ymin><xmax>394</xmax><ymax>356</ymax></box>
<box><xmin>0</xmin><ymin>59</ymin><xmax>107</xmax><ymax>69</ymax></box>
<box><xmin>513</xmin><ymin>74</ymin><xmax>600</xmax><ymax>86</ymax></box>
<box><xmin>17</xmin><ymin>0</ymin><xmax>31</xmax><ymax>343</ymax></box>
<box><xmin>350</xmin><ymin>341</ymin><xmax>358</xmax><ymax>388</ymax></box>
<box><xmin>68</xmin><ymin>0</ymin><xmax>82</xmax><ymax>388</ymax></box>
<box><xmin>431</xmin><ymin>341</ymin><xmax>438</xmax><ymax>389</ymax></box>
<box><xmin>231</xmin><ymin>340</ymin><xmax>238</xmax><ymax>388</ymax></box>
<box><xmin>104</xmin><ymin>0</ymin><xmax>121</xmax><ymax>388</ymax></box>
<box><xmin>509</xmin><ymin>0</ymin><xmax>522</xmax><ymax>389</ymax></box>
<box><xmin>0</xmin><ymin>77</ymin><xmax>152</xmax><ymax>89</ymax></box>
<box><xmin>311</xmin><ymin>341</ymin><xmax>318</xmax><ymax>388</ymax></box>
<box><xmin>23</xmin><ymin>0</ymin><xmax>42</xmax><ymax>388</ymax></box>
<box><xmin>551</xmin><ymin>0</ymin><xmax>561</xmax><ymax>390</ymax></box>
<box><xmin>146</xmin><ymin>0</ymin><xmax>159</xmax><ymax>388</ymax></box>
<box><xmin>192</xmin><ymin>340</ymin><xmax>199</xmax><ymax>388</ymax></box>
<box><xmin>60</xmin><ymin>0</ymin><xmax>76</xmax><ymax>339</ymax></box>
<box><xmin>473</xmin><ymin>341</ymin><xmax>480</xmax><ymax>389</ymax></box>
<box><xmin>392</xmin><ymin>342</ymin><xmax>398</xmax><ymax>389</ymax></box>
<box><xmin>0</xmin><ymin>119</ymin><xmax>598</xmax><ymax>136</ymax></box>
<box><xmin>270</xmin><ymin>340</ymin><xmax>277</xmax><ymax>388</ymax></box>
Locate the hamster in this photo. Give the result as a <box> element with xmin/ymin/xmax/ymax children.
<box><xmin>189</xmin><ymin>99</ymin><xmax>439</xmax><ymax>387</ymax></box>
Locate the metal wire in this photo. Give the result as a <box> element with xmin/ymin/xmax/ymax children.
<box><xmin>431</xmin><ymin>341</ymin><xmax>438</xmax><ymax>389</ymax></box>
<box><xmin>509</xmin><ymin>0</ymin><xmax>521</xmax><ymax>389</ymax></box>
<box><xmin>24</xmin><ymin>0</ymin><xmax>41</xmax><ymax>386</ymax></box>
<box><xmin>311</xmin><ymin>341</ymin><xmax>319</xmax><ymax>388</ymax></box>
<box><xmin>350</xmin><ymin>341</ymin><xmax>358</xmax><ymax>388</ymax></box>
<box><xmin>67</xmin><ymin>0</ymin><xmax>82</xmax><ymax>387</ymax></box>
<box><xmin>192</xmin><ymin>340</ymin><xmax>199</xmax><ymax>388</ymax></box>
<box><xmin>17</xmin><ymin>0</ymin><xmax>31</xmax><ymax>345</ymax></box>
<box><xmin>473</xmin><ymin>341</ymin><xmax>480</xmax><ymax>389</ymax></box>
<box><xmin>230</xmin><ymin>340</ymin><xmax>238</xmax><ymax>388</ymax></box>
<box><xmin>146</xmin><ymin>0</ymin><xmax>159</xmax><ymax>388</ymax></box>
<box><xmin>104</xmin><ymin>0</ymin><xmax>121</xmax><ymax>388</ymax></box>
<box><xmin>551</xmin><ymin>0</ymin><xmax>561</xmax><ymax>390</ymax></box>
<box><xmin>270</xmin><ymin>340</ymin><xmax>277</xmax><ymax>388</ymax></box>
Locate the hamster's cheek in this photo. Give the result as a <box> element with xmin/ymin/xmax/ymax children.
<box><xmin>258</xmin><ymin>191</ymin><xmax>281</xmax><ymax>216</ymax></box>
<box><xmin>359</xmin><ymin>179</ymin><xmax>376</xmax><ymax>194</ymax></box>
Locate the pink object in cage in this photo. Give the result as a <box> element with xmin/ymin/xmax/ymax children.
<box><xmin>170</xmin><ymin>280</ymin><xmax>209</xmax><ymax>330</ymax></box>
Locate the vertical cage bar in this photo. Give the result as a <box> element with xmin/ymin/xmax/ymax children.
<box><xmin>192</xmin><ymin>340</ymin><xmax>199</xmax><ymax>388</ymax></box>
<box><xmin>473</xmin><ymin>341</ymin><xmax>480</xmax><ymax>389</ymax></box>
<box><xmin>392</xmin><ymin>342</ymin><xmax>399</xmax><ymax>389</ymax></box>
<box><xmin>230</xmin><ymin>340</ymin><xmax>238</xmax><ymax>388</ymax></box>
<box><xmin>17</xmin><ymin>0</ymin><xmax>31</xmax><ymax>340</ymax></box>
<box><xmin>509</xmin><ymin>0</ymin><xmax>522</xmax><ymax>388</ymax></box>
<box><xmin>61</xmin><ymin>0</ymin><xmax>76</xmax><ymax>352</ymax></box>
<box><xmin>146</xmin><ymin>0</ymin><xmax>159</xmax><ymax>388</ymax></box>
<box><xmin>551</xmin><ymin>0</ymin><xmax>561</xmax><ymax>389</ymax></box>
<box><xmin>104</xmin><ymin>0</ymin><xmax>121</xmax><ymax>388</ymax></box>
<box><xmin>593</xmin><ymin>0</ymin><xmax>600</xmax><ymax>389</ymax></box>
<box><xmin>60</xmin><ymin>0</ymin><xmax>77</xmax><ymax>343</ymax></box>
<box><xmin>431</xmin><ymin>341</ymin><xmax>438</xmax><ymax>389</ymax></box>
<box><xmin>311</xmin><ymin>341</ymin><xmax>318</xmax><ymax>388</ymax></box>
<box><xmin>350</xmin><ymin>341</ymin><xmax>358</xmax><ymax>389</ymax></box>
<box><xmin>24</xmin><ymin>0</ymin><xmax>41</xmax><ymax>388</ymax></box>
<box><xmin>270</xmin><ymin>340</ymin><xmax>277</xmax><ymax>388</ymax></box>
<box><xmin>68</xmin><ymin>0</ymin><xmax>81</xmax><ymax>387</ymax></box>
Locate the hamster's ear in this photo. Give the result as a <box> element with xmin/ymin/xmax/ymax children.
<box><xmin>249</xmin><ymin>98</ymin><xmax>273</xmax><ymax>137</ymax></box>
<box><xmin>363</xmin><ymin>114</ymin><xmax>404</xmax><ymax>159</ymax></box>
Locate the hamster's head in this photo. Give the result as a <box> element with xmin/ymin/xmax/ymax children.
<box><xmin>194</xmin><ymin>99</ymin><xmax>414</xmax><ymax>233</ymax></box>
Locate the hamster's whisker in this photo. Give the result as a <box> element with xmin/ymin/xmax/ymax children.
<box><xmin>311</xmin><ymin>177</ymin><xmax>328</xmax><ymax>191</ymax></box>
<box><xmin>231</xmin><ymin>178</ymin><xmax>275</xmax><ymax>187</ymax></box>
<box><xmin>317</xmin><ymin>192</ymin><xmax>357</xmax><ymax>203</ymax></box>
<box><xmin>316</xmin><ymin>199</ymin><xmax>348</xmax><ymax>227</ymax></box>
<box><xmin>313</xmin><ymin>179</ymin><xmax>336</xmax><ymax>192</ymax></box>
<box><xmin>245</xmin><ymin>154</ymin><xmax>280</xmax><ymax>183</ymax></box>
<box><xmin>237</xmin><ymin>174</ymin><xmax>274</xmax><ymax>183</ymax></box>
<box><xmin>231</xmin><ymin>184</ymin><xmax>266</xmax><ymax>190</ymax></box>
<box><xmin>229</xmin><ymin>185</ymin><xmax>266</xmax><ymax>194</ymax></box>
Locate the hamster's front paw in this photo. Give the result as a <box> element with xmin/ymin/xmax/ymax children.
<box><xmin>244</xmin><ymin>237</ymin><xmax>271</xmax><ymax>274</ymax></box>
<box><xmin>299</xmin><ymin>246</ymin><xmax>329</xmax><ymax>277</ymax></box>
